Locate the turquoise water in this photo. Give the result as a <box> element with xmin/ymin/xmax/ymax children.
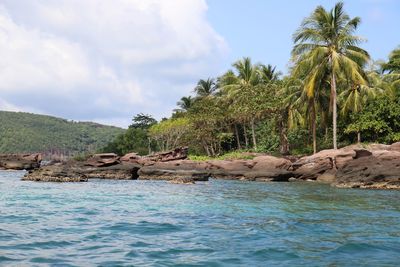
<box><xmin>0</xmin><ymin>171</ymin><xmax>399</xmax><ymax>266</ymax></box>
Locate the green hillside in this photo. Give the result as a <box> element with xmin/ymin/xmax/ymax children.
<box><xmin>0</xmin><ymin>111</ymin><xmax>125</xmax><ymax>155</ymax></box>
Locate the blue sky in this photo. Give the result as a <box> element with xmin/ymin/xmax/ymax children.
<box><xmin>207</xmin><ymin>0</ymin><xmax>400</xmax><ymax>74</ymax></box>
<box><xmin>0</xmin><ymin>0</ymin><xmax>398</xmax><ymax>127</ymax></box>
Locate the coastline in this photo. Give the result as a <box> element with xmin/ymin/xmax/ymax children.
<box><xmin>3</xmin><ymin>142</ymin><xmax>399</xmax><ymax>190</ymax></box>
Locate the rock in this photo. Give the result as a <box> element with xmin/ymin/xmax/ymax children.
<box><xmin>206</xmin><ymin>160</ymin><xmax>252</xmax><ymax>179</ymax></box>
<box><xmin>245</xmin><ymin>169</ymin><xmax>294</xmax><ymax>182</ymax></box>
<box><xmin>169</xmin><ymin>177</ymin><xmax>196</xmax><ymax>184</ymax></box>
<box><xmin>0</xmin><ymin>153</ymin><xmax>42</xmax><ymax>170</ymax></box>
<box><xmin>23</xmin><ymin>165</ymin><xmax>88</xmax><ymax>182</ymax></box>
<box><xmin>252</xmin><ymin>155</ymin><xmax>292</xmax><ymax>170</ymax></box>
<box><xmin>334</xmin><ymin>149</ymin><xmax>400</xmax><ymax>189</ymax></box>
<box><xmin>120</xmin><ymin>152</ymin><xmax>141</xmax><ymax>163</ymax></box>
<box><xmin>353</xmin><ymin>149</ymin><xmax>372</xmax><ymax>159</ymax></box>
<box><xmin>138</xmin><ymin>160</ymin><xmax>210</xmax><ymax>181</ymax></box>
<box><xmin>144</xmin><ymin>147</ymin><xmax>188</xmax><ymax>163</ymax></box>
<box><xmin>23</xmin><ymin>161</ymin><xmax>141</xmax><ymax>182</ymax></box>
<box><xmin>389</xmin><ymin>142</ymin><xmax>400</xmax><ymax>151</ymax></box>
<box><xmin>85</xmin><ymin>153</ymin><xmax>120</xmax><ymax>167</ymax></box>
<box><xmin>290</xmin><ymin>148</ymin><xmax>355</xmax><ymax>180</ymax></box>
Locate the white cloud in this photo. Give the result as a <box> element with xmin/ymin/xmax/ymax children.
<box><xmin>0</xmin><ymin>0</ymin><xmax>227</xmax><ymax>127</ymax></box>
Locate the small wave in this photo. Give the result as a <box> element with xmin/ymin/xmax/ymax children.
<box><xmin>12</xmin><ymin>240</ymin><xmax>74</xmax><ymax>250</ymax></box>
<box><xmin>103</xmin><ymin>221</ymin><xmax>183</xmax><ymax>235</ymax></box>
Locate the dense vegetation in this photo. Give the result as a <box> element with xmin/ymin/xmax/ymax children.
<box><xmin>0</xmin><ymin>111</ymin><xmax>124</xmax><ymax>156</ymax></box>
<box><xmin>105</xmin><ymin>2</ymin><xmax>400</xmax><ymax>157</ymax></box>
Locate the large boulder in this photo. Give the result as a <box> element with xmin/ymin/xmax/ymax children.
<box><xmin>289</xmin><ymin>148</ymin><xmax>355</xmax><ymax>180</ymax></box>
<box><xmin>0</xmin><ymin>153</ymin><xmax>42</xmax><ymax>170</ymax></box>
<box><xmin>334</xmin><ymin>149</ymin><xmax>400</xmax><ymax>189</ymax></box>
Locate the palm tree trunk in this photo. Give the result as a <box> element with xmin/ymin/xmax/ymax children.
<box><xmin>251</xmin><ymin>118</ymin><xmax>257</xmax><ymax>150</ymax></box>
<box><xmin>312</xmin><ymin>102</ymin><xmax>317</xmax><ymax>154</ymax></box>
<box><xmin>332</xmin><ymin>72</ymin><xmax>338</xmax><ymax>150</ymax></box>
<box><xmin>357</xmin><ymin>132</ymin><xmax>361</xmax><ymax>143</ymax></box>
<box><xmin>234</xmin><ymin>124</ymin><xmax>241</xmax><ymax>150</ymax></box>
<box><xmin>243</xmin><ymin>124</ymin><xmax>249</xmax><ymax>149</ymax></box>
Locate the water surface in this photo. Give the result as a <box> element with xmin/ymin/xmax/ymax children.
<box><xmin>0</xmin><ymin>170</ymin><xmax>399</xmax><ymax>266</ymax></box>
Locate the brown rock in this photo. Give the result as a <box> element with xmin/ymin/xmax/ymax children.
<box><xmin>85</xmin><ymin>153</ymin><xmax>120</xmax><ymax>167</ymax></box>
<box><xmin>23</xmin><ymin>161</ymin><xmax>141</xmax><ymax>182</ymax></box>
<box><xmin>120</xmin><ymin>152</ymin><xmax>141</xmax><ymax>163</ymax></box>
<box><xmin>334</xmin><ymin>149</ymin><xmax>400</xmax><ymax>189</ymax></box>
<box><xmin>138</xmin><ymin>160</ymin><xmax>209</xmax><ymax>181</ymax></box>
<box><xmin>290</xmin><ymin>149</ymin><xmax>355</xmax><ymax>180</ymax></box>
<box><xmin>0</xmin><ymin>153</ymin><xmax>42</xmax><ymax>170</ymax></box>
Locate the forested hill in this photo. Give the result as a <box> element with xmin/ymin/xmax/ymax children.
<box><xmin>0</xmin><ymin>111</ymin><xmax>125</xmax><ymax>155</ymax></box>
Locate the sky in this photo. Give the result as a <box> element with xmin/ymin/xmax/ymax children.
<box><xmin>0</xmin><ymin>0</ymin><xmax>398</xmax><ymax>128</ymax></box>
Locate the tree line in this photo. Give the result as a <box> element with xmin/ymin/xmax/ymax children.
<box><xmin>104</xmin><ymin>2</ymin><xmax>400</xmax><ymax>156</ymax></box>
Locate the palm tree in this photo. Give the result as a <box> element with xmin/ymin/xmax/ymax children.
<box><xmin>382</xmin><ymin>47</ymin><xmax>400</xmax><ymax>95</ymax></box>
<box><xmin>194</xmin><ymin>78</ymin><xmax>216</xmax><ymax>98</ymax></box>
<box><xmin>227</xmin><ymin>57</ymin><xmax>262</xmax><ymax>150</ymax></box>
<box><xmin>175</xmin><ymin>96</ymin><xmax>194</xmax><ymax>112</ymax></box>
<box><xmin>259</xmin><ymin>64</ymin><xmax>280</xmax><ymax>82</ymax></box>
<box><xmin>292</xmin><ymin>2</ymin><xmax>370</xmax><ymax>149</ymax></box>
<box><xmin>382</xmin><ymin>47</ymin><xmax>400</xmax><ymax>74</ymax></box>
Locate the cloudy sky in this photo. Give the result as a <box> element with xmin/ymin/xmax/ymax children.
<box><xmin>0</xmin><ymin>0</ymin><xmax>399</xmax><ymax>128</ymax></box>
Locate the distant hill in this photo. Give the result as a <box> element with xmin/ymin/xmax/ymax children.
<box><xmin>0</xmin><ymin>111</ymin><xmax>125</xmax><ymax>156</ymax></box>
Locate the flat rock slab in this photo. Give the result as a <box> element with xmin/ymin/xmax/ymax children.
<box><xmin>23</xmin><ymin>162</ymin><xmax>141</xmax><ymax>182</ymax></box>
<box><xmin>0</xmin><ymin>153</ymin><xmax>42</xmax><ymax>170</ymax></box>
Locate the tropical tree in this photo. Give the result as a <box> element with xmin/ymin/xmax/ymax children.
<box><xmin>194</xmin><ymin>78</ymin><xmax>217</xmax><ymax>98</ymax></box>
<box><xmin>382</xmin><ymin>47</ymin><xmax>400</xmax><ymax>95</ymax></box>
<box><xmin>292</xmin><ymin>1</ymin><xmax>370</xmax><ymax>149</ymax></box>
<box><xmin>382</xmin><ymin>47</ymin><xmax>400</xmax><ymax>74</ymax></box>
<box><xmin>175</xmin><ymin>96</ymin><xmax>195</xmax><ymax>113</ymax></box>
<box><xmin>220</xmin><ymin>57</ymin><xmax>264</xmax><ymax>149</ymax></box>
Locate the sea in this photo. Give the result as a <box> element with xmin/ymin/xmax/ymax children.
<box><xmin>0</xmin><ymin>170</ymin><xmax>399</xmax><ymax>266</ymax></box>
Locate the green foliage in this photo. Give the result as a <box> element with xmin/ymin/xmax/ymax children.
<box><xmin>148</xmin><ymin>118</ymin><xmax>190</xmax><ymax>151</ymax></box>
<box><xmin>0</xmin><ymin>111</ymin><xmax>124</xmax><ymax>155</ymax></box>
<box><xmin>345</xmin><ymin>96</ymin><xmax>400</xmax><ymax>143</ymax></box>
<box><xmin>102</xmin><ymin>3</ymin><xmax>400</xmax><ymax>157</ymax></box>
<box><xmin>100</xmin><ymin>113</ymin><xmax>157</xmax><ymax>155</ymax></box>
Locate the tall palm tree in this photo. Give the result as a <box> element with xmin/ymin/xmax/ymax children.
<box><xmin>228</xmin><ymin>57</ymin><xmax>262</xmax><ymax>150</ymax></box>
<box><xmin>292</xmin><ymin>2</ymin><xmax>370</xmax><ymax>149</ymax></box>
<box><xmin>194</xmin><ymin>78</ymin><xmax>216</xmax><ymax>98</ymax></box>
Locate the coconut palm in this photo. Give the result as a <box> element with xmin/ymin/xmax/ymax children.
<box><xmin>292</xmin><ymin>1</ymin><xmax>370</xmax><ymax>149</ymax></box>
<box><xmin>381</xmin><ymin>47</ymin><xmax>400</xmax><ymax>95</ymax></box>
<box><xmin>175</xmin><ymin>96</ymin><xmax>194</xmax><ymax>112</ymax></box>
<box><xmin>382</xmin><ymin>47</ymin><xmax>400</xmax><ymax>74</ymax></box>
<box><xmin>223</xmin><ymin>57</ymin><xmax>263</xmax><ymax>150</ymax></box>
<box><xmin>194</xmin><ymin>78</ymin><xmax>216</xmax><ymax>98</ymax></box>
<box><xmin>259</xmin><ymin>64</ymin><xmax>280</xmax><ymax>83</ymax></box>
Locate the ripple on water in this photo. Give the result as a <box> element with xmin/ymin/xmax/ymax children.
<box><xmin>0</xmin><ymin>171</ymin><xmax>400</xmax><ymax>266</ymax></box>
<box><xmin>103</xmin><ymin>220</ymin><xmax>183</xmax><ymax>235</ymax></box>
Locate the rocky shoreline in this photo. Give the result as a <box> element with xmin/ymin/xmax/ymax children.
<box><xmin>2</xmin><ymin>144</ymin><xmax>400</xmax><ymax>189</ymax></box>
